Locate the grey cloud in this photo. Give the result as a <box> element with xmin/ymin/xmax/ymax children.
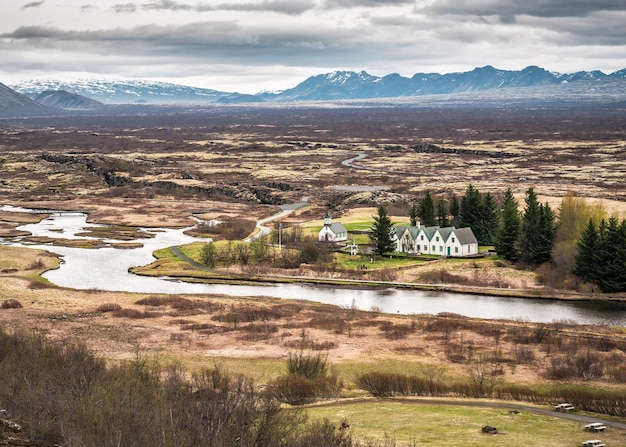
<box><xmin>113</xmin><ymin>1</ymin><xmax>199</xmax><ymax>13</ymax></box>
<box><xmin>325</xmin><ymin>0</ymin><xmax>415</xmax><ymax>7</ymax></box>
<box><xmin>113</xmin><ymin>0</ymin><xmax>315</xmax><ymax>15</ymax></box>
<box><xmin>0</xmin><ymin>21</ymin><xmax>374</xmax><ymax>68</ymax></box>
<box><xmin>215</xmin><ymin>1</ymin><xmax>317</xmax><ymax>15</ymax></box>
<box><xmin>419</xmin><ymin>0</ymin><xmax>626</xmax><ymax>19</ymax></box>
<box><xmin>113</xmin><ymin>3</ymin><xmax>138</xmax><ymax>13</ymax></box>
<box><xmin>22</xmin><ymin>1</ymin><xmax>45</xmax><ymax>8</ymax></box>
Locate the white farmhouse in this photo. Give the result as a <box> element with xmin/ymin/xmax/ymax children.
<box><xmin>318</xmin><ymin>210</ymin><xmax>348</xmax><ymax>242</ymax></box>
<box><xmin>393</xmin><ymin>222</ymin><xmax>478</xmax><ymax>257</ymax></box>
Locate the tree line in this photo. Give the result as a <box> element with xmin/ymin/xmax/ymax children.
<box><xmin>374</xmin><ymin>185</ymin><xmax>625</xmax><ymax>292</ymax></box>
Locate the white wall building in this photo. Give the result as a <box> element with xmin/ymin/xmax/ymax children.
<box><xmin>393</xmin><ymin>223</ymin><xmax>478</xmax><ymax>257</ymax></box>
<box><xmin>318</xmin><ymin>210</ymin><xmax>348</xmax><ymax>242</ymax></box>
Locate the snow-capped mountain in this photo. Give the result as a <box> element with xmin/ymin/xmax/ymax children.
<box><xmin>262</xmin><ymin>65</ymin><xmax>626</xmax><ymax>101</ymax></box>
<box><xmin>8</xmin><ymin>65</ymin><xmax>626</xmax><ymax>106</ymax></box>
<box><xmin>11</xmin><ymin>77</ymin><xmax>229</xmax><ymax>104</ymax></box>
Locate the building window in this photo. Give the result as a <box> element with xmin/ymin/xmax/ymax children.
<box><xmin>436</xmin><ymin>236</ymin><xmax>439</xmax><ymax>241</ymax></box>
<box><xmin>440</xmin><ymin>246</ymin><xmax>443</xmax><ymax>252</ymax></box>
<box><xmin>420</xmin><ymin>235</ymin><xmax>424</xmax><ymax>240</ymax></box>
<box><xmin>452</xmin><ymin>237</ymin><xmax>455</xmax><ymax>242</ymax></box>
<box><xmin>431</xmin><ymin>245</ymin><xmax>435</xmax><ymax>251</ymax></box>
<box><xmin>455</xmin><ymin>247</ymin><xmax>459</xmax><ymax>253</ymax></box>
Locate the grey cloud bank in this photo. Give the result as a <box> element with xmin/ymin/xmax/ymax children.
<box><xmin>1</xmin><ymin>0</ymin><xmax>625</xmax><ymax>93</ymax></box>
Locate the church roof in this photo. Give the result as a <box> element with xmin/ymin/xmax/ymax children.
<box><xmin>327</xmin><ymin>222</ymin><xmax>347</xmax><ymax>234</ymax></box>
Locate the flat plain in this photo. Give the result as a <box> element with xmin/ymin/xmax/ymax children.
<box><xmin>1</xmin><ymin>102</ymin><xmax>625</xmax><ymax>445</ymax></box>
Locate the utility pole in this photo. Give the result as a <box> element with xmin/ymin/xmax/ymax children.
<box><xmin>278</xmin><ymin>221</ymin><xmax>282</xmax><ymax>250</ymax></box>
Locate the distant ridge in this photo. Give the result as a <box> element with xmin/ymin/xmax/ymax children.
<box><xmin>8</xmin><ymin>65</ymin><xmax>626</xmax><ymax>105</ymax></box>
<box><xmin>33</xmin><ymin>90</ymin><xmax>103</xmax><ymax>110</ymax></box>
<box><xmin>11</xmin><ymin>77</ymin><xmax>229</xmax><ymax>104</ymax></box>
<box><xmin>261</xmin><ymin>65</ymin><xmax>626</xmax><ymax>101</ymax></box>
<box><xmin>0</xmin><ymin>82</ymin><xmax>54</xmax><ymax>116</ymax></box>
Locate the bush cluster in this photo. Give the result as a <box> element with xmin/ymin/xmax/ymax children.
<box><xmin>0</xmin><ymin>328</ymin><xmax>360</xmax><ymax>447</ymax></box>
<box><xmin>267</xmin><ymin>351</ymin><xmax>343</xmax><ymax>406</ymax></box>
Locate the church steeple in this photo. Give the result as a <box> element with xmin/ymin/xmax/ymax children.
<box><xmin>324</xmin><ymin>209</ymin><xmax>332</xmax><ymax>226</ymax></box>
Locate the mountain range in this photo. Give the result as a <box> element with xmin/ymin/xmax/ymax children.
<box><xmin>3</xmin><ymin>65</ymin><xmax>626</xmax><ymax>113</ymax></box>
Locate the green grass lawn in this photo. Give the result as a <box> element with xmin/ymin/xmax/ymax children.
<box><xmin>302</xmin><ymin>400</ymin><xmax>626</xmax><ymax>447</ymax></box>
<box><xmin>333</xmin><ymin>252</ymin><xmax>428</xmax><ymax>270</ymax></box>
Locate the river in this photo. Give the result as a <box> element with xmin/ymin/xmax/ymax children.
<box><xmin>2</xmin><ymin>207</ymin><xmax>626</xmax><ymax>326</ymax></box>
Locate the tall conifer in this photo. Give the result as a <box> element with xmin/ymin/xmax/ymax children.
<box><xmin>370</xmin><ymin>206</ymin><xmax>395</xmax><ymax>257</ymax></box>
<box><xmin>495</xmin><ymin>188</ymin><xmax>520</xmax><ymax>261</ymax></box>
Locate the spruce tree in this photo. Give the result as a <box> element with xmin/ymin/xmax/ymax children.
<box><xmin>598</xmin><ymin>217</ymin><xmax>626</xmax><ymax>292</ymax></box>
<box><xmin>495</xmin><ymin>188</ymin><xmax>520</xmax><ymax>261</ymax></box>
<box><xmin>370</xmin><ymin>205</ymin><xmax>395</xmax><ymax>257</ymax></box>
<box><xmin>460</xmin><ymin>184</ymin><xmax>487</xmax><ymax>244</ymax></box>
<box><xmin>517</xmin><ymin>187</ymin><xmax>541</xmax><ymax>264</ymax></box>
<box><xmin>482</xmin><ymin>192</ymin><xmax>499</xmax><ymax>245</ymax></box>
<box><xmin>418</xmin><ymin>191</ymin><xmax>437</xmax><ymax>226</ymax></box>
<box><xmin>573</xmin><ymin>218</ymin><xmax>598</xmax><ymax>284</ymax></box>
<box><xmin>530</xmin><ymin>202</ymin><xmax>556</xmax><ymax>265</ymax></box>
<box><xmin>449</xmin><ymin>194</ymin><xmax>460</xmax><ymax>227</ymax></box>
<box><xmin>436</xmin><ymin>197</ymin><xmax>449</xmax><ymax>227</ymax></box>
<box><xmin>409</xmin><ymin>203</ymin><xmax>419</xmax><ymax>227</ymax></box>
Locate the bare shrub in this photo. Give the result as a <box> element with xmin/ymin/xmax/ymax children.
<box><xmin>287</xmin><ymin>351</ymin><xmax>328</xmax><ymax>380</ymax></box>
<box><xmin>113</xmin><ymin>308</ymin><xmax>160</xmax><ymax>319</ymax></box>
<box><xmin>135</xmin><ymin>295</ymin><xmax>176</xmax><ymax>306</ymax></box>
<box><xmin>511</xmin><ymin>344</ymin><xmax>536</xmax><ymax>364</ymax></box>
<box><xmin>1</xmin><ymin>299</ymin><xmax>22</xmax><ymax>309</ymax></box>
<box><xmin>27</xmin><ymin>280</ymin><xmax>49</xmax><ymax>290</ymax></box>
<box><xmin>135</xmin><ymin>296</ymin><xmax>224</xmax><ymax>313</ymax></box>
<box><xmin>213</xmin><ymin>306</ymin><xmax>282</xmax><ymax>324</ymax></box>
<box><xmin>169</xmin><ymin>333</ymin><xmax>188</xmax><ymax>342</ymax></box>
<box><xmin>96</xmin><ymin>303</ymin><xmax>122</xmax><ymax>312</ymax></box>
<box><xmin>28</xmin><ymin>258</ymin><xmax>45</xmax><ymax>270</ymax></box>
<box><xmin>547</xmin><ymin>351</ymin><xmax>604</xmax><ymax>380</ymax></box>
<box><xmin>283</xmin><ymin>339</ymin><xmax>337</xmax><ymax>350</ymax></box>
<box><xmin>239</xmin><ymin>322</ymin><xmax>279</xmax><ymax>341</ymax></box>
<box><xmin>368</xmin><ymin>268</ymin><xmax>398</xmax><ymax>282</ymax></box>
<box><xmin>379</xmin><ymin>321</ymin><xmax>415</xmax><ymax>340</ymax></box>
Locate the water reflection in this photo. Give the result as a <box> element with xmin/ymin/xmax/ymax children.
<box><xmin>2</xmin><ymin>207</ymin><xmax>626</xmax><ymax>326</ymax></box>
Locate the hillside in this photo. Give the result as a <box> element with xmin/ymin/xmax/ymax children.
<box><xmin>0</xmin><ymin>83</ymin><xmax>54</xmax><ymax>116</ymax></box>
<box><xmin>33</xmin><ymin>90</ymin><xmax>103</xmax><ymax>109</ymax></box>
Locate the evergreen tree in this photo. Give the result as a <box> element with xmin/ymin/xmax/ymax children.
<box><xmin>370</xmin><ymin>206</ymin><xmax>395</xmax><ymax>257</ymax></box>
<box><xmin>409</xmin><ymin>203</ymin><xmax>419</xmax><ymax>227</ymax></box>
<box><xmin>460</xmin><ymin>184</ymin><xmax>488</xmax><ymax>244</ymax></box>
<box><xmin>482</xmin><ymin>192</ymin><xmax>499</xmax><ymax>245</ymax></box>
<box><xmin>418</xmin><ymin>191</ymin><xmax>437</xmax><ymax>226</ymax></box>
<box><xmin>597</xmin><ymin>217</ymin><xmax>626</xmax><ymax>293</ymax></box>
<box><xmin>530</xmin><ymin>202</ymin><xmax>556</xmax><ymax>265</ymax></box>
<box><xmin>517</xmin><ymin>187</ymin><xmax>541</xmax><ymax>264</ymax></box>
<box><xmin>436</xmin><ymin>197</ymin><xmax>449</xmax><ymax>227</ymax></box>
<box><xmin>449</xmin><ymin>194</ymin><xmax>460</xmax><ymax>227</ymax></box>
<box><xmin>495</xmin><ymin>188</ymin><xmax>520</xmax><ymax>261</ymax></box>
<box><xmin>573</xmin><ymin>218</ymin><xmax>599</xmax><ymax>284</ymax></box>
<box><xmin>573</xmin><ymin>217</ymin><xmax>626</xmax><ymax>293</ymax></box>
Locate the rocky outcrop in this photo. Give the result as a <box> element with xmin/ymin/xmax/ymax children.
<box><xmin>412</xmin><ymin>142</ymin><xmax>519</xmax><ymax>159</ymax></box>
<box><xmin>38</xmin><ymin>153</ymin><xmax>301</xmax><ymax>205</ymax></box>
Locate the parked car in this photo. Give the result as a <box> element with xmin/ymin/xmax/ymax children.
<box><xmin>581</xmin><ymin>440</ymin><xmax>605</xmax><ymax>447</ymax></box>
<box><xmin>584</xmin><ymin>423</ymin><xmax>607</xmax><ymax>432</ymax></box>
<box><xmin>555</xmin><ymin>403</ymin><xmax>576</xmax><ymax>412</ymax></box>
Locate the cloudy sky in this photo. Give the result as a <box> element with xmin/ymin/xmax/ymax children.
<box><xmin>1</xmin><ymin>0</ymin><xmax>625</xmax><ymax>93</ymax></box>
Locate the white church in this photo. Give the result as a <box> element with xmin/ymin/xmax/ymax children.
<box><xmin>318</xmin><ymin>210</ymin><xmax>348</xmax><ymax>242</ymax></box>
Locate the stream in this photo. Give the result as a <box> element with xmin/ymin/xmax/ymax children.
<box><xmin>2</xmin><ymin>206</ymin><xmax>626</xmax><ymax>326</ymax></box>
